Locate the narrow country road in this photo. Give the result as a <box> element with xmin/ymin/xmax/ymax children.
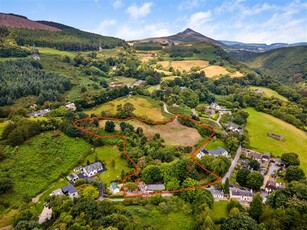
<box><xmin>222</xmin><ymin>144</ymin><xmax>242</xmax><ymax>183</ymax></box>
<box><xmin>163</xmin><ymin>103</ymin><xmax>172</xmax><ymax>114</ymax></box>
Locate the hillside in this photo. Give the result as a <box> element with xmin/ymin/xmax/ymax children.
<box><xmin>0</xmin><ymin>13</ymin><xmax>60</xmax><ymax>31</ymax></box>
<box><xmin>134</xmin><ymin>28</ymin><xmax>225</xmax><ymax>47</ymax></box>
<box><xmin>230</xmin><ymin>46</ymin><xmax>307</xmax><ymax>83</ymax></box>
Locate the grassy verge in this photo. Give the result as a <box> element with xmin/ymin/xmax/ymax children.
<box><xmin>244</xmin><ymin>107</ymin><xmax>307</xmax><ymax>173</ymax></box>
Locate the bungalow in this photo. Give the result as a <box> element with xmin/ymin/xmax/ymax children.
<box><xmin>110</xmin><ymin>182</ymin><xmax>120</xmax><ymax>194</ymax></box>
<box><xmin>65</xmin><ymin>102</ymin><xmax>76</xmax><ymax>111</ymax></box>
<box><xmin>82</xmin><ymin>162</ymin><xmax>103</xmax><ymax>177</ymax></box>
<box><xmin>265</xmin><ymin>180</ymin><xmax>285</xmax><ymax>193</ymax></box>
<box><xmin>243</xmin><ymin>149</ymin><xmax>262</xmax><ymax>162</ymax></box>
<box><xmin>230</xmin><ymin>188</ymin><xmax>253</xmax><ymax>203</ymax></box>
<box><xmin>66</xmin><ymin>173</ymin><xmax>79</xmax><ymax>183</ymax></box>
<box><xmin>28</xmin><ymin>108</ymin><xmax>51</xmax><ymax>118</ymax></box>
<box><xmin>61</xmin><ymin>185</ymin><xmax>79</xmax><ymax>199</ymax></box>
<box><xmin>147</xmin><ymin>184</ymin><xmax>165</xmax><ymax>192</ymax></box>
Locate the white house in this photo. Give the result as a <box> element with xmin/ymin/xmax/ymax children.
<box><xmin>65</xmin><ymin>102</ymin><xmax>76</xmax><ymax>111</ymax></box>
<box><xmin>61</xmin><ymin>185</ymin><xmax>79</xmax><ymax>199</ymax></box>
<box><xmin>230</xmin><ymin>188</ymin><xmax>253</xmax><ymax>203</ymax></box>
<box><xmin>83</xmin><ymin>162</ymin><xmax>103</xmax><ymax>177</ymax></box>
<box><xmin>110</xmin><ymin>182</ymin><xmax>120</xmax><ymax>194</ymax></box>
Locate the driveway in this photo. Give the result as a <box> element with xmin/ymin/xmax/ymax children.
<box><xmin>261</xmin><ymin>162</ymin><xmax>280</xmax><ymax>189</ymax></box>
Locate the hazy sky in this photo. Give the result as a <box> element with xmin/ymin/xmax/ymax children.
<box><xmin>1</xmin><ymin>0</ymin><xmax>306</xmax><ymax>44</ymax></box>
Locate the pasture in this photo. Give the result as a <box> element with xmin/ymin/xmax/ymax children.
<box><xmin>202</xmin><ymin>65</ymin><xmax>230</xmax><ymax>78</ymax></box>
<box><xmin>157</xmin><ymin>60</ymin><xmax>209</xmax><ymax>72</ymax></box>
<box><xmin>128</xmin><ymin>118</ymin><xmax>202</xmax><ymax>146</ymax></box>
<box><xmin>249</xmin><ymin>86</ymin><xmax>288</xmax><ymax>101</ymax></box>
<box><xmin>85</xmin><ymin>96</ymin><xmax>167</xmax><ymax>121</ymax></box>
<box><xmin>244</xmin><ymin>108</ymin><xmax>307</xmax><ymax>173</ymax></box>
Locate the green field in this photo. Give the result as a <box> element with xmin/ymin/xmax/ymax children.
<box><xmin>0</xmin><ymin>132</ymin><xmax>92</xmax><ymax>213</ymax></box>
<box><xmin>209</xmin><ymin>200</ymin><xmax>229</xmax><ymax>222</ymax></box>
<box><xmin>249</xmin><ymin>86</ymin><xmax>288</xmax><ymax>101</ymax></box>
<box><xmin>83</xmin><ymin>145</ymin><xmax>130</xmax><ymax>186</ymax></box>
<box><xmin>86</xmin><ymin>95</ymin><xmax>168</xmax><ymax>121</ymax></box>
<box><xmin>245</xmin><ymin>108</ymin><xmax>307</xmax><ymax>172</ymax></box>
<box><xmin>127</xmin><ymin>206</ymin><xmax>194</xmax><ymax>229</ymax></box>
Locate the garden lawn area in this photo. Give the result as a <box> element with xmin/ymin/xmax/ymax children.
<box><xmin>84</xmin><ymin>145</ymin><xmax>130</xmax><ymax>186</ymax></box>
<box><xmin>244</xmin><ymin>108</ymin><xmax>307</xmax><ymax>173</ymax></box>
<box><xmin>209</xmin><ymin>200</ymin><xmax>229</xmax><ymax>222</ymax></box>
<box><xmin>249</xmin><ymin>86</ymin><xmax>288</xmax><ymax>101</ymax></box>
<box><xmin>85</xmin><ymin>95</ymin><xmax>168</xmax><ymax>121</ymax></box>
<box><xmin>205</xmin><ymin>139</ymin><xmax>226</xmax><ymax>150</ymax></box>
<box><xmin>0</xmin><ymin>132</ymin><xmax>92</xmax><ymax>210</ymax></box>
<box><xmin>127</xmin><ymin>206</ymin><xmax>194</xmax><ymax>230</ymax></box>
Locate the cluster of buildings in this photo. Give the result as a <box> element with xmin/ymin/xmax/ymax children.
<box><xmin>196</xmin><ymin>147</ymin><xmax>229</xmax><ymax>159</ymax></box>
<box><xmin>27</xmin><ymin>102</ymin><xmax>76</xmax><ymax>118</ymax></box>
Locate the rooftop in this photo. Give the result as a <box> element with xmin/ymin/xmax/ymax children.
<box><xmin>83</xmin><ymin>162</ymin><xmax>103</xmax><ymax>173</ymax></box>
<box><xmin>231</xmin><ymin>188</ymin><xmax>253</xmax><ymax>197</ymax></box>
<box><xmin>147</xmin><ymin>184</ymin><xmax>165</xmax><ymax>191</ymax></box>
<box><xmin>62</xmin><ymin>184</ymin><xmax>77</xmax><ymax>194</ymax></box>
<box><xmin>209</xmin><ymin>147</ymin><xmax>227</xmax><ymax>156</ymax></box>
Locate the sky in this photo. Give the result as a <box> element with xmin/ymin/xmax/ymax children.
<box><xmin>1</xmin><ymin>0</ymin><xmax>306</xmax><ymax>44</ymax></box>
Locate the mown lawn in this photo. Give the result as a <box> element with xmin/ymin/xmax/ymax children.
<box><xmin>244</xmin><ymin>108</ymin><xmax>307</xmax><ymax>173</ymax></box>
<box><xmin>209</xmin><ymin>200</ymin><xmax>229</xmax><ymax>222</ymax></box>
<box><xmin>127</xmin><ymin>206</ymin><xmax>194</xmax><ymax>230</ymax></box>
<box><xmin>249</xmin><ymin>86</ymin><xmax>288</xmax><ymax>101</ymax></box>
<box><xmin>85</xmin><ymin>95</ymin><xmax>168</xmax><ymax>121</ymax></box>
<box><xmin>0</xmin><ymin>132</ymin><xmax>92</xmax><ymax>211</ymax></box>
<box><xmin>205</xmin><ymin>139</ymin><xmax>227</xmax><ymax>150</ymax></box>
<box><xmin>84</xmin><ymin>145</ymin><xmax>130</xmax><ymax>186</ymax></box>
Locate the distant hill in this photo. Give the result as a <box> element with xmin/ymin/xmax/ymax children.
<box><xmin>221</xmin><ymin>40</ymin><xmax>307</xmax><ymax>52</ymax></box>
<box><xmin>0</xmin><ymin>13</ymin><xmax>127</xmax><ymax>51</ymax></box>
<box><xmin>230</xmin><ymin>46</ymin><xmax>307</xmax><ymax>83</ymax></box>
<box><xmin>0</xmin><ymin>13</ymin><xmax>60</xmax><ymax>31</ymax></box>
<box><xmin>134</xmin><ymin>28</ymin><xmax>226</xmax><ymax>47</ymax></box>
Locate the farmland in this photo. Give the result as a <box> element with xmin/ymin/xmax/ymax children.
<box><xmin>157</xmin><ymin>60</ymin><xmax>209</xmax><ymax>72</ymax></box>
<box><xmin>249</xmin><ymin>86</ymin><xmax>288</xmax><ymax>101</ymax></box>
<box><xmin>244</xmin><ymin>108</ymin><xmax>307</xmax><ymax>173</ymax></box>
<box><xmin>85</xmin><ymin>95</ymin><xmax>168</xmax><ymax>121</ymax></box>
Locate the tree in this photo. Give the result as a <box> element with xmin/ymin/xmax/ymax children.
<box><xmin>226</xmin><ymin>136</ymin><xmax>239</xmax><ymax>152</ymax></box>
<box><xmin>80</xmin><ymin>185</ymin><xmax>99</xmax><ymax>199</ymax></box>
<box><xmin>0</xmin><ymin>177</ymin><xmax>13</xmax><ymax>194</ymax></box>
<box><xmin>246</xmin><ymin>172</ymin><xmax>264</xmax><ymax>191</ymax></box>
<box><xmin>141</xmin><ymin>165</ymin><xmax>162</xmax><ymax>183</ymax></box>
<box><xmin>223</xmin><ymin>178</ymin><xmax>230</xmax><ymax>195</ymax></box>
<box><xmin>116</xmin><ymin>102</ymin><xmax>135</xmax><ymax>118</ymax></box>
<box><xmin>221</xmin><ymin>212</ymin><xmax>258</xmax><ymax>230</ymax></box>
<box><xmin>249</xmin><ymin>160</ymin><xmax>260</xmax><ymax>171</ymax></box>
<box><xmin>105</xmin><ymin>121</ymin><xmax>115</xmax><ymax>132</ymax></box>
<box><xmin>285</xmin><ymin>166</ymin><xmax>305</xmax><ymax>182</ymax></box>
<box><xmin>125</xmin><ymin>182</ymin><xmax>138</xmax><ymax>191</ymax></box>
<box><xmin>249</xmin><ymin>193</ymin><xmax>263</xmax><ymax>222</ymax></box>
<box><xmin>281</xmin><ymin>152</ymin><xmax>300</xmax><ymax>167</ymax></box>
<box><xmin>236</xmin><ymin>168</ymin><xmax>250</xmax><ymax>187</ymax></box>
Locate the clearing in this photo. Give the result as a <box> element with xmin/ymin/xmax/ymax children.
<box><xmin>157</xmin><ymin>60</ymin><xmax>209</xmax><ymax>72</ymax></box>
<box><xmin>249</xmin><ymin>86</ymin><xmax>288</xmax><ymax>101</ymax></box>
<box><xmin>85</xmin><ymin>96</ymin><xmax>167</xmax><ymax>121</ymax></box>
<box><xmin>128</xmin><ymin>118</ymin><xmax>202</xmax><ymax>146</ymax></box>
<box><xmin>244</xmin><ymin>108</ymin><xmax>307</xmax><ymax>173</ymax></box>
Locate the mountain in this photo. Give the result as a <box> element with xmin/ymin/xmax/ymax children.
<box><xmin>0</xmin><ymin>13</ymin><xmax>60</xmax><ymax>31</ymax></box>
<box><xmin>230</xmin><ymin>46</ymin><xmax>307</xmax><ymax>83</ymax></box>
<box><xmin>220</xmin><ymin>40</ymin><xmax>307</xmax><ymax>52</ymax></box>
<box><xmin>134</xmin><ymin>28</ymin><xmax>226</xmax><ymax>47</ymax></box>
<box><xmin>0</xmin><ymin>13</ymin><xmax>127</xmax><ymax>51</ymax></box>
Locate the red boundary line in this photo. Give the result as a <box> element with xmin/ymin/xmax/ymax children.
<box><xmin>73</xmin><ymin>114</ymin><xmax>222</xmax><ymax>198</ymax></box>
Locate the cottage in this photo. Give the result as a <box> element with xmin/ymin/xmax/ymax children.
<box><xmin>243</xmin><ymin>149</ymin><xmax>262</xmax><ymax>162</ymax></box>
<box><xmin>65</xmin><ymin>102</ymin><xmax>76</xmax><ymax>111</ymax></box>
<box><xmin>210</xmin><ymin>102</ymin><xmax>228</xmax><ymax>111</ymax></box>
<box><xmin>261</xmin><ymin>153</ymin><xmax>271</xmax><ymax>162</ymax></box>
<box><xmin>147</xmin><ymin>184</ymin><xmax>165</xmax><ymax>192</ymax></box>
<box><xmin>83</xmin><ymin>162</ymin><xmax>103</xmax><ymax>177</ymax></box>
<box><xmin>226</xmin><ymin>123</ymin><xmax>244</xmax><ymax>134</ymax></box>
<box><xmin>61</xmin><ymin>185</ymin><xmax>79</xmax><ymax>199</ymax></box>
<box><xmin>207</xmin><ymin>189</ymin><xmax>225</xmax><ymax>200</ymax></box>
<box><xmin>265</xmin><ymin>180</ymin><xmax>285</xmax><ymax>193</ymax></box>
<box><xmin>209</xmin><ymin>147</ymin><xmax>229</xmax><ymax>157</ymax></box>
<box><xmin>110</xmin><ymin>182</ymin><xmax>120</xmax><ymax>194</ymax></box>
<box><xmin>66</xmin><ymin>173</ymin><xmax>79</xmax><ymax>183</ymax></box>
<box><xmin>230</xmin><ymin>188</ymin><xmax>253</xmax><ymax>203</ymax></box>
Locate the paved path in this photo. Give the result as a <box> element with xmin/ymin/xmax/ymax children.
<box><xmin>163</xmin><ymin>103</ymin><xmax>172</xmax><ymax>114</ymax></box>
<box><xmin>222</xmin><ymin>145</ymin><xmax>242</xmax><ymax>183</ymax></box>
<box><xmin>38</xmin><ymin>206</ymin><xmax>52</xmax><ymax>224</ymax></box>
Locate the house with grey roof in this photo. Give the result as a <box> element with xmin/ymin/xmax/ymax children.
<box><xmin>226</xmin><ymin>122</ymin><xmax>244</xmax><ymax>134</ymax></box>
<box><xmin>110</xmin><ymin>182</ymin><xmax>120</xmax><ymax>194</ymax></box>
<box><xmin>27</xmin><ymin>108</ymin><xmax>51</xmax><ymax>118</ymax></box>
<box><xmin>230</xmin><ymin>188</ymin><xmax>253</xmax><ymax>203</ymax></box>
<box><xmin>196</xmin><ymin>148</ymin><xmax>209</xmax><ymax>159</ymax></box>
<box><xmin>209</xmin><ymin>147</ymin><xmax>229</xmax><ymax>157</ymax></box>
<box><xmin>50</xmin><ymin>188</ymin><xmax>64</xmax><ymax>196</ymax></box>
<box><xmin>147</xmin><ymin>184</ymin><xmax>165</xmax><ymax>192</ymax></box>
<box><xmin>82</xmin><ymin>162</ymin><xmax>103</xmax><ymax>177</ymax></box>
<box><xmin>66</xmin><ymin>173</ymin><xmax>79</xmax><ymax>183</ymax></box>
<box><xmin>61</xmin><ymin>184</ymin><xmax>79</xmax><ymax>199</ymax></box>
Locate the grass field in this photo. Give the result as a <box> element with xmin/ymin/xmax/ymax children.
<box><xmin>157</xmin><ymin>60</ymin><xmax>209</xmax><ymax>72</ymax></box>
<box><xmin>128</xmin><ymin>119</ymin><xmax>202</xmax><ymax>146</ymax></box>
<box><xmin>127</xmin><ymin>206</ymin><xmax>194</xmax><ymax>230</ymax></box>
<box><xmin>202</xmin><ymin>65</ymin><xmax>230</xmax><ymax>78</ymax></box>
<box><xmin>83</xmin><ymin>146</ymin><xmax>129</xmax><ymax>186</ymax></box>
<box><xmin>244</xmin><ymin>108</ymin><xmax>307</xmax><ymax>173</ymax></box>
<box><xmin>85</xmin><ymin>96</ymin><xmax>168</xmax><ymax>121</ymax></box>
<box><xmin>209</xmin><ymin>201</ymin><xmax>229</xmax><ymax>222</ymax></box>
<box><xmin>249</xmin><ymin>86</ymin><xmax>288</xmax><ymax>101</ymax></box>
<box><xmin>0</xmin><ymin>132</ymin><xmax>92</xmax><ymax>212</ymax></box>
<box><xmin>35</xmin><ymin>47</ymin><xmax>77</xmax><ymax>58</ymax></box>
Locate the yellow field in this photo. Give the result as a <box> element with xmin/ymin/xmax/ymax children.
<box><xmin>249</xmin><ymin>86</ymin><xmax>288</xmax><ymax>102</ymax></box>
<box><xmin>154</xmin><ymin>68</ymin><xmax>172</xmax><ymax>75</ymax></box>
<box><xmin>232</xmin><ymin>71</ymin><xmax>244</xmax><ymax>77</ymax></box>
<box><xmin>202</xmin><ymin>65</ymin><xmax>230</xmax><ymax>78</ymax></box>
<box><xmin>157</xmin><ymin>60</ymin><xmax>209</xmax><ymax>72</ymax></box>
<box><xmin>128</xmin><ymin>119</ymin><xmax>202</xmax><ymax>146</ymax></box>
<box><xmin>85</xmin><ymin>96</ymin><xmax>166</xmax><ymax>121</ymax></box>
